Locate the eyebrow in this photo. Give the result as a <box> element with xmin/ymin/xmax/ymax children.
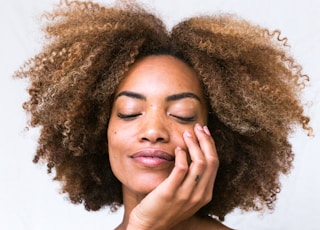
<box><xmin>165</xmin><ymin>92</ymin><xmax>201</xmax><ymax>102</ymax></box>
<box><xmin>115</xmin><ymin>91</ymin><xmax>201</xmax><ymax>102</ymax></box>
<box><xmin>115</xmin><ymin>91</ymin><xmax>146</xmax><ymax>100</ymax></box>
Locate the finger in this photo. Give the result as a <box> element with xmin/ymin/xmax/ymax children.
<box><xmin>195</xmin><ymin>124</ymin><xmax>219</xmax><ymax>170</ymax></box>
<box><xmin>195</xmin><ymin>124</ymin><xmax>218</xmax><ymax>162</ymax></box>
<box><xmin>179</xmin><ymin>129</ymin><xmax>207</xmax><ymax>191</ymax></box>
<box><xmin>193</xmin><ymin>124</ymin><xmax>219</xmax><ymax>193</ymax></box>
<box><xmin>157</xmin><ymin>146</ymin><xmax>189</xmax><ymax>192</ymax></box>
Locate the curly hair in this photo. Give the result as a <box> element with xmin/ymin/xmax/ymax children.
<box><xmin>15</xmin><ymin>0</ymin><xmax>312</xmax><ymax>220</ymax></box>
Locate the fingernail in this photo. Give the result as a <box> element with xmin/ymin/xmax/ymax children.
<box><xmin>203</xmin><ymin>126</ymin><xmax>211</xmax><ymax>135</ymax></box>
<box><xmin>184</xmin><ymin>131</ymin><xmax>192</xmax><ymax>137</ymax></box>
<box><xmin>196</xmin><ymin>123</ymin><xmax>203</xmax><ymax>131</ymax></box>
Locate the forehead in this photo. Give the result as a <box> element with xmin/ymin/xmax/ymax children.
<box><xmin>116</xmin><ymin>55</ymin><xmax>204</xmax><ymax>96</ymax></box>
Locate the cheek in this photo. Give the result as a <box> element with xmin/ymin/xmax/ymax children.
<box><xmin>199</xmin><ymin>109</ymin><xmax>208</xmax><ymax>126</ymax></box>
<box><xmin>170</xmin><ymin>126</ymin><xmax>198</xmax><ymax>163</ymax></box>
<box><xmin>107</xmin><ymin>126</ymin><xmax>119</xmax><ymax>158</ymax></box>
<box><xmin>107</xmin><ymin>116</ymin><xmax>119</xmax><ymax>143</ymax></box>
<box><xmin>171</xmin><ymin>126</ymin><xmax>192</xmax><ymax>148</ymax></box>
<box><xmin>107</xmin><ymin>127</ymin><xmax>122</xmax><ymax>175</ymax></box>
<box><xmin>107</xmin><ymin>124</ymin><xmax>133</xmax><ymax>158</ymax></box>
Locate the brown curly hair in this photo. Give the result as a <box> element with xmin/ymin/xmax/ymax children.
<box><xmin>15</xmin><ymin>0</ymin><xmax>312</xmax><ymax>220</ymax></box>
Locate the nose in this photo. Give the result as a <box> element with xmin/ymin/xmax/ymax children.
<box><xmin>138</xmin><ymin>114</ymin><xmax>170</xmax><ymax>143</ymax></box>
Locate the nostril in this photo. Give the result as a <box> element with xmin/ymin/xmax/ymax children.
<box><xmin>138</xmin><ymin>125</ymin><xmax>170</xmax><ymax>143</ymax></box>
<box><xmin>156</xmin><ymin>137</ymin><xmax>165</xmax><ymax>142</ymax></box>
<box><xmin>141</xmin><ymin>136</ymin><xmax>165</xmax><ymax>142</ymax></box>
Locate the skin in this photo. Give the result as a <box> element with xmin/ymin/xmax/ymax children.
<box><xmin>107</xmin><ymin>55</ymin><xmax>228</xmax><ymax>229</ymax></box>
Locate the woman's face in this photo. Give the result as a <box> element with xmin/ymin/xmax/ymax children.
<box><xmin>107</xmin><ymin>55</ymin><xmax>208</xmax><ymax>196</ymax></box>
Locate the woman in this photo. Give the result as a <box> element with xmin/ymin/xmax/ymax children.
<box><xmin>15</xmin><ymin>0</ymin><xmax>312</xmax><ymax>229</ymax></box>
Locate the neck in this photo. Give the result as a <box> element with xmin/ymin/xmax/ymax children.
<box><xmin>116</xmin><ymin>186</ymin><xmax>147</xmax><ymax>229</ymax></box>
<box><xmin>117</xmin><ymin>214</ymin><xmax>198</xmax><ymax>230</ymax></box>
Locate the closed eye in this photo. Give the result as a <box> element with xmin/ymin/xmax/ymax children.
<box><xmin>117</xmin><ymin>113</ymin><xmax>141</xmax><ymax>120</ymax></box>
<box><xmin>170</xmin><ymin>114</ymin><xmax>196</xmax><ymax>122</ymax></box>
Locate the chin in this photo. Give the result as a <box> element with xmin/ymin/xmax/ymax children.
<box><xmin>128</xmin><ymin>172</ymin><xmax>169</xmax><ymax>195</ymax></box>
<box><xmin>136</xmin><ymin>184</ymin><xmax>159</xmax><ymax>195</ymax></box>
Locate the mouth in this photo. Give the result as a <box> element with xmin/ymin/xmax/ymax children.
<box><xmin>130</xmin><ymin>150</ymin><xmax>175</xmax><ymax>167</ymax></box>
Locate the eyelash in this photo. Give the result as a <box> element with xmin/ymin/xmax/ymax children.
<box><xmin>117</xmin><ymin>113</ymin><xmax>141</xmax><ymax>120</ymax></box>
<box><xmin>117</xmin><ymin>113</ymin><xmax>195</xmax><ymax>123</ymax></box>
<box><xmin>171</xmin><ymin>115</ymin><xmax>196</xmax><ymax>122</ymax></box>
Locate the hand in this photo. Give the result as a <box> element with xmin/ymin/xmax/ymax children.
<box><xmin>127</xmin><ymin>123</ymin><xmax>219</xmax><ymax>230</ymax></box>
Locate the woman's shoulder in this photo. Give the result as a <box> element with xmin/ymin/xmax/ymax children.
<box><xmin>196</xmin><ymin>216</ymin><xmax>233</xmax><ymax>230</ymax></box>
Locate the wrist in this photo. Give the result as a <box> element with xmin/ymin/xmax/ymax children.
<box><xmin>127</xmin><ymin>218</ymin><xmax>150</xmax><ymax>230</ymax></box>
<box><xmin>127</xmin><ymin>209</ymin><xmax>168</xmax><ymax>230</ymax></box>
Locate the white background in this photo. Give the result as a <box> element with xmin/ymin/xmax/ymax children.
<box><xmin>1</xmin><ymin>0</ymin><xmax>319</xmax><ymax>229</ymax></box>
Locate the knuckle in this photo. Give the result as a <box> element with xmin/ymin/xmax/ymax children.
<box><xmin>176</xmin><ymin>162</ymin><xmax>188</xmax><ymax>172</ymax></box>
<box><xmin>195</xmin><ymin>158</ymin><xmax>206</xmax><ymax>168</ymax></box>
<box><xmin>160</xmin><ymin>190</ymin><xmax>175</xmax><ymax>201</ymax></box>
<box><xmin>178</xmin><ymin>193</ymin><xmax>190</xmax><ymax>203</ymax></box>
<box><xmin>190</xmin><ymin>193</ymin><xmax>209</xmax><ymax>206</ymax></box>
<box><xmin>191</xmin><ymin>193</ymin><xmax>203</xmax><ymax>203</ymax></box>
<box><xmin>207</xmin><ymin>155</ymin><xmax>219</xmax><ymax>166</ymax></box>
<box><xmin>204</xmin><ymin>192</ymin><xmax>213</xmax><ymax>203</ymax></box>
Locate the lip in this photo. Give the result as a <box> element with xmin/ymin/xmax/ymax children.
<box><xmin>130</xmin><ymin>149</ymin><xmax>175</xmax><ymax>167</ymax></box>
